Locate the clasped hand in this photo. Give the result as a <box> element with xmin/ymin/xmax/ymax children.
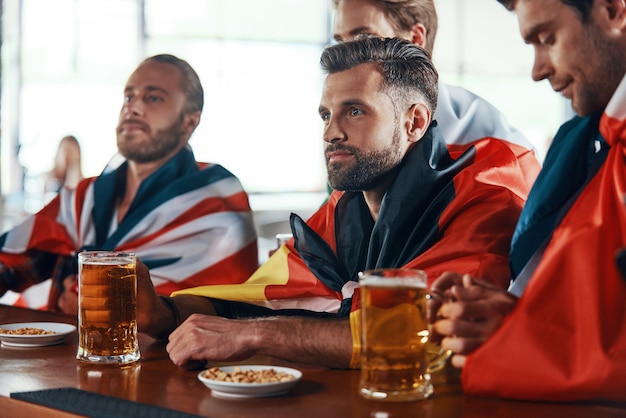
<box><xmin>428</xmin><ymin>272</ymin><xmax>518</xmax><ymax>368</ymax></box>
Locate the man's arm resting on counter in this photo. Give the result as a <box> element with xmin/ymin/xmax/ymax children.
<box><xmin>166</xmin><ymin>312</ymin><xmax>354</xmax><ymax>369</ymax></box>
<box><xmin>207</xmin><ymin>297</ymin><xmax>354</xmax><ymax>368</ymax></box>
<box><xmin>153</xmin><ymin>295</ymin><xmax>353</xmax><ymax>369</ymax></box>
<box><xmin>238</xmin><ymin>316</ymin><xmax>352</xmax><ymax>368</ymax></box>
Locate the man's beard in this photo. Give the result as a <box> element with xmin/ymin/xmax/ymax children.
<box><xmin>572</xmin><ymin>25</ymin><xmax>626</xmax><ymax>116</ymax></box>
<box><xmin>326</xmin><ymin>127</ymin><xmax>404</xmax><ymax>192</ymax></box>
<box><xmin>117</xmin><ymin>114</ymin><xmax>184</xmax><ymax>163</ymax></box>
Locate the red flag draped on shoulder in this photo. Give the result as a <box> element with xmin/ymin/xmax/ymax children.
<box><xmin>462</xmin><ymin>76</ymin><xmax>626</xmax><ymax>402</ymax></box>
<box><xmin>173</xmin><ymin>130</ymin><xmax>539</xmax><ymax>314</ymax></box>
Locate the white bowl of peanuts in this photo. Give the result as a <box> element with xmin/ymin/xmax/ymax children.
<box><xmin>198</xmin><ymin>365</ymin><xmax>302</xmax><ymax>399</ymax></box>
<box><xmin>0</xmin><ymin>322</ymin><xmax>76</xmax><ymax>347</ymax></box>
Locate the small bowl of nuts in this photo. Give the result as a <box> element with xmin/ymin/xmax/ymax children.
<box><xmin>197</xmin><ymin>365</ymin><xmax>302</xmax><ymax>399</ymax></box>
<box><xmin>0</xmin><ymin>322</ymin><xmax>76</xmax><ymax>348</ymax></box>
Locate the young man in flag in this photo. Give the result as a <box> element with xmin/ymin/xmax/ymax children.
<box><xmin>0</xmin><ymin>54</ymin><xmax>258</xmax><ymax>313</ymax></box>
<box><xmin>429</xmin><ymin>0</ymin><xmax>626</xmax><ymax>402</ymax></box>
<box><xmin>332</xmin><ymin>0</ymin><xmax>535</xmax><ymax>154</ymax></box>
<box><xmin>136</xmin><ymin>36</ymin><xmax>540</xmax><ymax>370</ymax></box>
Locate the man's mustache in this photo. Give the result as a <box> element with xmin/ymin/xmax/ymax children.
<box><xmin>325</xmin><ymin>144</ymin><xmax>359</xmax><ymax>156</ymax></box>
<box><xmin>117</xmin><ymin>119</ymin><xmax>150</xmax><ymax>133</ymax></box>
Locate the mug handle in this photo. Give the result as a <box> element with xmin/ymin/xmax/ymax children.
<box><xmin>426</xmin><ymin>341</ymin><xmax>452</xmax><ymax>373</ymax></box>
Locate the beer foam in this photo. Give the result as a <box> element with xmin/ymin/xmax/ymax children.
<box><xmin>359</xmin><ymin>277</ymin><xmax>426</xmax><ymax>288</ymax></box>
<box><xmin>82</xmin><ymin>258</ymin><xmax>134</xmax><ymax>265</ymax></box>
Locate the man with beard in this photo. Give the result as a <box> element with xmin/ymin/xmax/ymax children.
<box><xmin>317</xmin><ymin>0</ymin><xmax>539</xmax><ymax>202</ymax></box>
<box><xmin>332</xmin><ymin>0</ymin><xmax>536</xmax><ymax>154</ymax></box>
<box><xmin>134</xmin><ymin>37</ymin><xmax>539</xmax><ymax>370</ymax></box>
<box><xmin>427</xmin><ymin>0</ymin><xmax>626</xmax><ymax>402</ymax></box>
<box><xmin>0</xmin><ymin>54</ymin><xmax>259</xmax><ymax>314</ymax></box>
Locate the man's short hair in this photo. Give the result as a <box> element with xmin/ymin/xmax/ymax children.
<box><xmin>143</xmin><ymin>54</ymin><xmax>204</xmax><ymax>114</ymax></box>
<box><xmin>320</xmin><ymin>36</ymin><xmax>438</xmax><ymax>115</ymax></box>
<box><xmin>333</xmin><ymin>0</ymin><xmax>438</xmax><ymax>54</ymax></box>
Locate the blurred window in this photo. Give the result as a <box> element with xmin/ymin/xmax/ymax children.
<box><xmin>2</xmin><ymin>0</ymin><xmax>330</xmax><ymax>201</ymax></box>
<box><xmin>1</xmin><ymin>0</ymin><xmax>567</xmax><ymax>214</ymax></box>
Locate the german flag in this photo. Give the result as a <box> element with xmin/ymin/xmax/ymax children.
<box><xmin>173</xmin><ymin>125</ymin><xmax>540</xmax><ymax>366</ymax></box>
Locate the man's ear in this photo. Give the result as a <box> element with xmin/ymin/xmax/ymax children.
<box><xmin>409</xmin><ymin>23</ymin><xmax>427</xmax><ymax>48</ymax></box>
<box><xmin>605</xmin><ymin>0</ymin><xmax>626</xmax><ymax>30</ymax></box>
<box><xmin>182</xmin><ymin>111</ymin><xmax>202</xmax><ymax>139</ymax></box>
<box><xmin>405</xmin><ymin>103</ymin><xmax>431</xmax><ymax>144</ymax></box>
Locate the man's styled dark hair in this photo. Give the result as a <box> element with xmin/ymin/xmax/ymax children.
<box><xmin>320</xmin><ymin>36</ymin><xmax>438</xmax><ymax>115</ymax></box>
<box><xmin>143</xmin><ymin>54</ymin><xmax>204</xmax><ymax>114</ymax></box>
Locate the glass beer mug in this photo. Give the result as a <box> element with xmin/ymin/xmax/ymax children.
<box><xmin>358</xmin><ymin>268</ymin><xmax>450</xmax><ymax>402</ymax></box>
<box><xmin>76</xmin><ymin>251</ymin><xmax>140</xmax><ymax>365</ymax></box>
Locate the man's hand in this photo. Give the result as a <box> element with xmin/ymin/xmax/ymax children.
<box><xmin>135</xmin><ymin>260</ymin><xmax>175</xmax><ymax>338</ymax></box>
<box><xmin>58</xmin><ymin>259</ymin><xmax>162</xmax><ymax>318</ymax></box>
<box><xmin>167</xmin><ymin>314</ymin><xmax>257</xmax><ymax>369</ymax></box>
<box><xmin>57</xmin><ymin>275</ymin><xmax>78</xmax><ymax>314</ymax></box>
<box><xmin>429</xmin><ymin>272</ymin><xmax>518</xmax><ymax>368</ymax></box>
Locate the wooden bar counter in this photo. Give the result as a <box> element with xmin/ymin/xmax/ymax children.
<box><xmin>1</xmin><ymin>305</ymin><xmax>624</xmax><ymax>417</ymax></box>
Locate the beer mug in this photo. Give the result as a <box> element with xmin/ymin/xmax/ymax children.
<box><xmin>357</xmin><ymin>268</ymin><xmax>449</xmax><ymax>402</ymax></box>
<box><xmin>76</xmin><ymin>251</ymin><xmax>140</xmax><ymax>365</ymax></box>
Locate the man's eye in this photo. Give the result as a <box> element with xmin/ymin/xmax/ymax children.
<box><xmin>124</xmin><ymin>95</ymin><xmax>132</xmax><ymax>103</ymax></box>
<box><xmin>320</xmin><ymin>112</ymin><xmax>330</xmax><ymax>121</ymax></box>
<box><xmin>350</xmin><ymin>108</ymin><xmax>363</xmax><ymax>116</ymax></box>
<box><xmin>147</xmin><ymin>95</ymin><xmax>162</xmax><ymax>103</ymax></box>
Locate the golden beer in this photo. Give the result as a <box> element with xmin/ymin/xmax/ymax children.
<box><xmin>77</xmin><ymin>251</ymin><xmax>140</xmax><ymax>364</ymax></box>
<box><xmin>358</xmin><ymin>269</ymin><xmax>433</xmax><ymax>401</ymax></box>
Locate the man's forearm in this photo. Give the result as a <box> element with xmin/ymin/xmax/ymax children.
<box><xmin>146</xmin><ymin>292</ymin><xmax>353</xmax><ymax>368</ymax></box>
<box><xmin>245</xmin><ymin>316</ymin><xmax>353</xmax><ymax>369</ymax></box>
